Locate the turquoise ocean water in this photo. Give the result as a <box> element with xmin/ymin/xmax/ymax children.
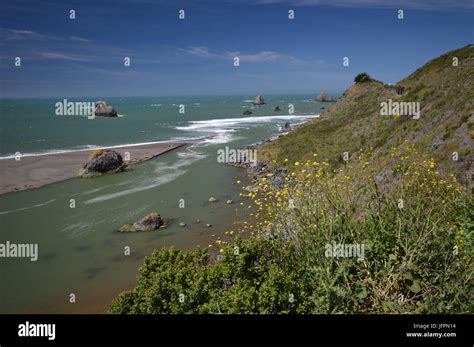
<box><xmin>0</xmin><ymin>95</ymin><xmax>326</xmax><ymax>313</ymax></box>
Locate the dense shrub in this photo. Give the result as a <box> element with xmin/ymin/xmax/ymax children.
<box><xmin>354</xmin><ymin>73</ymin><xmax>372</xmax><ymax>83</ymax></box>
<box><xmin>110</xmin><ymin>144</ymin><xmax>473</xmax><ymax>314</ymax></box>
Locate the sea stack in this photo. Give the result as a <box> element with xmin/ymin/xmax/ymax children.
<box><xmin>94</xmin><ymin>101</ymin><xmax>118</xmax><ymax>117</ymax></box>
<box><xmin>252</xmin><ymin>95</ymin><xmax>266</xmax><ymax>105</ymax></box>
<box><xmin>80</xmin><ymin>149</ymin><xmax>126</xmax><ymax>178</ymax></box>
<box><xmin>315</xmin><ymin>92</ymin><xmax>335</xmax><ymax>102</ymax></box>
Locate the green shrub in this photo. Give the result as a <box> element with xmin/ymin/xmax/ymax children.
<box><xmin>443</xmin><ymin>129</ymin><xmax>453</xmax><ymax>140</ymax></box>
<box><xmin>110</xmin><ymin>145</ymin><xmax>473</xmax><ymax>314</ymax></box>
<box><xmin>354</xmin><ymin>73</ymin><xmax>371</xmax><ymax>83</ymax></box>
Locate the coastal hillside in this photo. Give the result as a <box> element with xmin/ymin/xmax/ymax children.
<box><xmin>109</xmin><ymin>46</ymin><xmax>473</xmax><ymax>314</ymax></box>
<box><xmin>259</xmin><ymin>44</ymin><xmax>474</xmax><ymax>186</ymax></box>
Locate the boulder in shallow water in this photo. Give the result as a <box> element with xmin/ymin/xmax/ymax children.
<box><xmin>243</xmin><ymin>110</ymin><xmax>253</xmax><ymax>115</ymax></box>
<box><xmin>274</xmin><ymin>106</ymin><xmax>281</xmax><ymax>112</ymax></box>
<box><xmin>208</xmin><ymin>196</ymin><xmax>218</xmax><ymax>203</ymax></box>
<box><xmin>80</xmin><ymin>150</ymin><xmax>126</xmax><ymax>178</ymax></box>
<box><xmin>118</xmin><ymin>212</ymin><xmax>168</xmax><ymax>232</ymax></box>
<box><xmin>95</xmin><ymin>101</ymin><xmax>118</xmax><ymax>117</ymax></box>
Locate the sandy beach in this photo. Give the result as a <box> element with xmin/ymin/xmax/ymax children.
<box><xmin>0</xmin><ymin>142</ymin><xmax>187</xmax><ymax>195</ymax></box>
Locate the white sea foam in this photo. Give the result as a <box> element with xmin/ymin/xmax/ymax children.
<box><xmin>0</xmin><ymin>138</ymin><xmax>204</xmax><ymax>160</ymax></box>
<box><xmin>0</xmin><ymin>199</ymin><xmax>56</xmax><ymax>215</ymax></box>
<box><xmin>77</xmin><ymin>186</ymin><xmax>108</xmax><ymax>196</ymax></box>
<box><xmin>175</xmin><ymin>114</ymin><xmax>318</xmax><ymax>146</ymax></box>
<box><xmin>176</xmin><ymin>114</ymin><xmax>318</xmax><ymax>131</ymax></box>
<box><xmin>202</xmin><ymin>131</ymin><xmax>237</xmax><ymax>145</ymax></box>
<box><xmin>1</xmin><ymin>115</ymin><xmax>318</xmax><ymax>160</ymax></box>
<box><xmin>83</xmin><ymin>148</ymin><xmax>207</xmax><ymax>204</ymax></box>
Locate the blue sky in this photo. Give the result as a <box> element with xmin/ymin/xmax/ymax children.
<box><xmin>1</xmin><ymin>0</ymin><xmax>473</xmax><ymax>97</ymax></box>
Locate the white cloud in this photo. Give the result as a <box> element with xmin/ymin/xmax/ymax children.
<box><xmin>0</xmin><ymin>28</ymin><xmax>45</xmax><ymax>41</ymax></box>
<box><xmin>0</xmin><ymin>28</ymin><xmax>92</xmax><ymax>43</ymax></box>
<box><xmin>177</xmin><ymin>46</ymin><xmax>219</xmax><ymax>58</ymax></box>
<box><xmin>252</xmin><ymin>0</ymin><xmax>474</xmax><ymax>10</ymax></box>
<box><xmin>228</xmin><ymin>51</ymin><xmax>281</xmax><ymax>62</ymax></box>
<box><xmin>178</xmin><ymin>46</ymin><xmax>306</xmax><ymax>64</ymax></box>
<box><xmin>40</xmin><ymin>52</ymin><xmax>92</xmax><ymax>62</ymax></box>
<box><xmin>69</xmin><ymin>36</ymin><xmax>90</xmax><ymax>42</ymax></box>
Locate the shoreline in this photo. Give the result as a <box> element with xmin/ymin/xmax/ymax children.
<box><xmin>0</xmin><ymin>142</ymin><xmax>189</xmax><ymax>196</ymax></box>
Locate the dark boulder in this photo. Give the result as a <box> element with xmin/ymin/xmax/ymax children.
<box><xmin>95</xmin><ymin>101</ymin><xmax>118</xmax><ymax>117</ymax></box>
<box><xmin>118</xmin><ymin>212</ymin><xmax>168</xmax><ymax>232</ymax></box>
<box><xmin>243</xmin><ymin>110</ymin><xmax>253</xmax><ymax>115</ymax></box>
<box><xmin>80</xmin><ymin>150</ymin><xmax>126</xmax><ymax>178</ymax></box>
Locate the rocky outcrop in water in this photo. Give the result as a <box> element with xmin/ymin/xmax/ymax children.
<box><xmin>252</xmin><ymin>95</ymin><xmax>266</xmax><ymax>105</ymax></box>
<box><xmin>243</xmin><ymin>110</ymin><xmax>253</xmax><ymax>115</ymax></box>
<box><xmin>80</xmin><ymin>150</ymin><xmax>126</xmax><ymax>178</ymax></box>
<box><xmin>95</xmin><ymin>101</ymin><xmax>118</xmax><ymax>117</ymax></box>
<box><xmin>118</xmin><ymin>212</ymin><xmax>169</xmax><ymax>232</ymax></box>
<box><xmin>315</xmin><ymin>92</ymin><xmax>335</xmax><ymax>102</ymax></box>
<box><xmin>274</xmin><ymin>106</ymin><xmax>281</xmax><ymax>112</ymax></box>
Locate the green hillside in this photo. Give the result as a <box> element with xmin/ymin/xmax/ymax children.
<box><xmin>259</xmin><ymin>44</ymin><xmax>473</xmax><ymax>186</ymax></box>
<box><xmin>109</xmin><ymin>46</ymin><xmax>473</xmax><ymax>314</ymax></box>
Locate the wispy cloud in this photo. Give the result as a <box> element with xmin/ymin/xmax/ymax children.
<box><xmin>0</xmin><ymin>28</ymin><xmax>91</xmax><ymax>42</ymax></box>
<box><xmin>71</xmin><ymin>64</ymin><xmax>141</xmax><ymax>77</ymax></box>
<box><xmin>40</xmin><ymin>52</ymin><xmax>93</xmax><ymax>62</ymax></box>
<box><xmin>69</xmin><ymin>36</ymin><xmax>90</xmax><ymax>42</ymax></box>
<box><xmin>178</xmin><ymin>46</ymin><xmax>307</xmax><ymax>64</ymax></box>
<box><xmin>0</xmin><ymin>28</ymin><xmax>46</xmax><ymax>41</ymax></box>
<box><xmin>251</xmin><ymin>0</ymin><xmax>474</xmax><ymax>10</ymax></box>
<box><xmin>229</xmin><ymin>51</ymin><xmax>282</xmax><ymax>62</ymax></box>
<box><xmin>177</xmin><ymin>46</ymin><xmax>219</xmax><ymax>58</ymax></box>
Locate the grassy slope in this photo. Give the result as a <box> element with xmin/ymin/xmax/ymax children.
<box><xmin>259</xmin><ymin>44</ymin><xmax>474</xmax><ymax>186</ymax></box>
<box><xmin>109</xmin><ymin>45</ymin><xmax>474</xmax><ymax>314</ymax></box>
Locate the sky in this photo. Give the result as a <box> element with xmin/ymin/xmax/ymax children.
<box><xmin>0</xmin><ymin>0</ymin><xmax>473</xmax><ymax>98</ymax></box>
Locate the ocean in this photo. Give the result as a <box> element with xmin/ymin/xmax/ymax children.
<box><xmin>0</xmin><ymin>95</ymin><xmax>324</xmax><ymax>313</ymax></box>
